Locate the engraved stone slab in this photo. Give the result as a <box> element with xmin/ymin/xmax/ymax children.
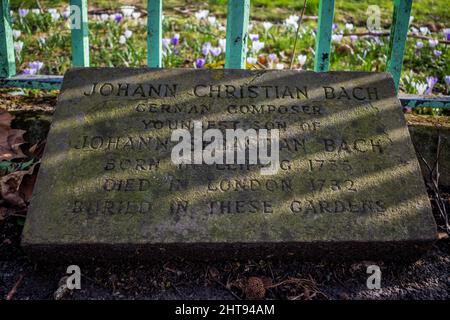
<box><xmin>22</xmin><ymin>68</ymin><xmax>437</xmax><ymax>261</ymax></box>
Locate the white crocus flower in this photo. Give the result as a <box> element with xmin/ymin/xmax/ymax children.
<box><xmin>12</xmin><ymin>29</ymin><xmax>21</xmax><ymax>39</ymax></box>
<box><xmin>262</xmin><ymin>21</ymin><xmax>273</xmax><ymax>31</ymax></box>
<box><xmin>119</xmin><ymin>35</ymin><xmax>127</xmax><ymax>44</ymax></box>
<box><xmin>410</xmin><ymin>27</ymin><xmax>419</xmax><ymax>35</ymax></box>
<box><xmin>14</xmin><ymin>41</ymin><xmax>23</xmax><ymax>54</ymax></box>
<box><xmin>419</xmin><ymin>26</ymin><xmax>429</xmax><ymax>35</ymax></box>
<box><xmin>297</xmin><ymin>54</ymin><xmax>307</xmax><ymax>66</ymax></box>
<box><xmin>247</xmin><ymin>57</ymin><xmax>257</xmax><ymax>64</ymax></box>
<box><xmin>121</xmin><ymin>6</ymin><xmax>135</xmax><ymax>17</ymax></box>
<box><xmin>284</xmin><ymin>15</ymin><xmax>299</xmax><ymax>29</ymax></box>
<box><xmin>345</xmin><ymin>23</ymin><xmax>354</xmax><ymax>31</ymax></box>
<box><xmin>195</xmin><ymin>10</ymin><xmax>209</xmax><ymax>20</ymax></box>
<box><xmin>332</xmin><ymin>34</ymin><xmax>343</xmax><ymax>43</ymax></box>
<box><xmin>275</xmin><ymin>63</ymin><xmax>284</xmax><ymax>69</ymax></box>
<box><xmin>132</xmin><ymin>12</ymin><xmax>141</xmax><ymax>19</ymax></box>
<box><xmin>50</xmin><ymin>12</ymin><xmax>60</xmax><ymax>21</ymax></box>
<box><xmin>207</xmin><ymin>16</ymin><xmax>217</xmax><ymax>25</ymax></box>
<box><xmin>252</xmin><ymin>40</ymin><xmax>264</xmax><ymax>53</ymax></box>
<box><xmin>428</xmin><ymin>39</ymin><xmax>438</xmax><ymax>48</ymax></box>
<box><xmin>32</xmin><ymin>9</ymin><xmax>41</xmax><ymax>15</ymax></box>
<box><xmin>219</xmin><ymin>38</ymin><xmax>226</xmax><ymax>50</ymax></box>
<box><xmin>414</xmin><ymin>81</ymin><xmax>427</xmax><ymax>95</ymax></box>
<box><xmin>124</xmin><ymin>29</ymin><xmax>133</xmax><ymax>38</ymax></box>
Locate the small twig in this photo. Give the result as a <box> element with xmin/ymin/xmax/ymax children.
<box><xmin>171</xmin><ymin>283</ymin><xmax>186</xmax><ymax>299</ymax></box>
<box><xmin>213</xmin><ymin>279</ymin><xmax>241</xmax><ymax>300</ymax></box>
<box><xmin>256</xmin><ymin>61</ymin><xmax>267</xmax><ymax>69</ymax></box>
<box><xmin>6</xmin><ymin>273</ymin><xmax>25</xmax><ymax>300</ymax></box>
<box><xmin>290</xmin><ymin>0</ymin><xmax>308</xmax><ymax>69</ymax></box>
<box><xmin>416</xmin><ymin>132</ymin><xmax>449</xmax><ymax>234</ymax></box>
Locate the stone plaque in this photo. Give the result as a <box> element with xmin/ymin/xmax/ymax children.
<box><xmin>22</xmin><ymin>68</ymin><xmax>436</xmax><ymax>261</ymax></box>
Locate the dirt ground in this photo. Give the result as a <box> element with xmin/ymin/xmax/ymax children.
<box><xmin>1</xmin><ymin>217</ymin><xmax>449</xmax><ymax>300</ymax></box>
<box><xmin>0</xmin><ymin>92</ymin><xmax>449</xmax><ymax>300</ymax></box>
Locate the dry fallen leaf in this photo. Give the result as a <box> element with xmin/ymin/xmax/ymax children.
<box><xmin>0</xmin><ymin>163</ymin><xmax>38</xmax><ymax>208</ymax></box>
<box><xmin>0</xmin><ymin>109</ymin><xmax>26</xmax><ymax>161</ymax></box>
<box><xmin>0</xmin><ymin>207</ymin><xmax>7</xmax><ymax>221</ymax></box>
<box><xmin>28</xmin><ymin>139</ymin><xmax>46</xmax><ymax>159</ymax></box>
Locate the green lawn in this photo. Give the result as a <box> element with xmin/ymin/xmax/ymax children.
<box><xmin>10</xmin><ymin>0</ymin><xmax>449</xmax><ymax>26</ymax></box>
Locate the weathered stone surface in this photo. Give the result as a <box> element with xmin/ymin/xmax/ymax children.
<box><xmin>407</xmin><ymin>114</ymin><xmax>450</xmax><ymax>189</ymax></box>
<box><xmin>22</xmin><ymin>68</ymin><xmax>437</xmax><ymax>262</ymax></box>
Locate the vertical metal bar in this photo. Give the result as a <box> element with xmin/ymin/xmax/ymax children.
<box><xmin>0</xmin><ymin>0</ymin><xmax>16</xmax><ymax>77</ymax></box>
<box><xmin>313</xmin><ymin>0</ymin><xmax>335</xmax><ymax>72</ymax></box>
<box><xmin>386</xmin><ymin>0</ymin><xmax>412</xmax><ymax>91</ymax></box>
<box><xmin>70</xmin><ymin>0</ymin><xmax>89</xmax><ymax>67</ymax></box>
<box><xmin>225</xmin><ymin>0</ymin><xmax>250</xmax><ymax>69</ymax></box>
<box><xmin>147</xmin><ymin>0</ymin><xmax>162</xmax><ymax>68</ymax></box>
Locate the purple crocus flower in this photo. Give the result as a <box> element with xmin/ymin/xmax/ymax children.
<box><xmin>371</xmin><ymin>36</ymin><xmax>380</xmax><ymax>44</ymax></box>
<box><xmin>267</xmin><ymin>53</ymin><xmax>277</xmax><ymax>62</ymax></box>
<box><xmin>332</xmin><ymin>23</ymin><xmax>337</xmax><ymax>31</ymax></box>
<box><xmin>433</xmin><ymin>50</ymin><xmax>442</xmax><ymax>57</ymax></box>
<box><xmin>171</xmin><ymin>33</ymin><xmax>180</xmax><ymax>46</ymax></box>
<box><xmin>28</xmin><ymin>61</ymin><xmax>44</xmax><ymax>71</ymax></box>
<box><xmin>114</xmin><ymin>13</ymin><xmax>123</xmax><ymax>22</ymax></box>
<box><xmin>162</xmin><ymin>38</ymin><xmax>170</xmax><ymax>51</ymax></box>
<box><xmin>201</xmin><ymin>42</ymin><xmax>211</xmax><ymax>55</ymax></box>
<box><xmin>210</xmin><ymin>47</ymin><xmax>222</xmax><ymax>57</ymax></box>
<box><xmin>23</xmin><ymin>68</ymin><xmax>37</xmax><ymax>75</ymax></box>
<box><xmin>195</xmin><ymin>58</ymin><xmax>206</xmax><ymax>68</ymax></box>
<box><xmin>62</xmin><ymin>8</ymin><xmax>71</xmax><ymax>19</ymax></box>
<box><xmin>18</xmin><ymin>9</ymin><xmax>29</xmax><ymax>17</ymax></box>
<box><xmin>350</xmin><ymin>35</ymin><xmax>358</xmax><ymax>42</ymax></box>
<box><xmin>443</xmin><ymin>28</ymin><xmax>450</xmax><ymax>41</ymax></box>
<box><xmin>425</xmin><ymin>76</ymin><xmax>438</xmax><ymax>95</ymax></box>
<box><xmin>415</xmin><ymin>41</ymin><xmax>424</xmax><ymax>49</ymax></box>
<box><xmin>444</xmin><ymin>75</ymin><xmax>450</xmax><ymax>85</ymax></box>
<box><xmin>249</xmin><ymin>33</ymin><xmax>259</xmax><ymax>41</ymax></box>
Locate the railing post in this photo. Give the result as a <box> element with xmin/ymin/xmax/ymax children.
<box><xmin>147</xmin><ymin>0</ymin><xmax>162</xmax><ymax>68</ymax></box>
<box><xmin>314</xmin><ymin>0</ymin><xmax>335</xmax><ymax>72</ymax></box>
<box><xmin>0</xmin><ymin>0</ymin><xmax>16</xmax><ymax>77</ymax></box>
<box><xmin>225</xmin><ymin>0</ymin><xmax>250</xmax><ymax>69</ymax></box>
<box><xmin>386</xmin><ymin>0</ymin><xmax>412</xmax><ymax>92</ymax></box>
<box><xmin>70</xmin><ymin>0</ymin><xmax>89</xmax><ymax>67</ymax></box>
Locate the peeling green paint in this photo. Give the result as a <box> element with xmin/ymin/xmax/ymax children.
<box><xmin>386</xmin><ymin>0</ymin><xmax>413</xmax><ymax>92</ymax></box>
<box><xmin>70</xmin><ymin>0</ymin><xmax>89</xmax><ymax>67</ymax></box>
<box><xmin>225</xmin><ymin>0</ymin><xmax>250</xmax><ymax>69</ymax></box>
<box><xmin>0</xmin><ymin>0</ymin><xmax>15</xmax><ymax>78</ymax></box>
<box><xmin>314</xmin><ymin>0</ymin><xmax>335</xmax><ymax>72</ymax></box>
<box><xmin>147</xmin><ymin>0</ymin><xmax>162</xmax><ymax>68</ymax></box>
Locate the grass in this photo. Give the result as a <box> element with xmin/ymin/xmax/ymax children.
<box><xmin>10</xmin><ymin>0</ymin><xmax>450</xmax><ymax>25</ymax></box>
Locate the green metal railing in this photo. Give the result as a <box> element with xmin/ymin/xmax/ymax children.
<box><xmin>0</xmin><ymin>0</ymin><xmax>449</xmax><ymax>108</ymax></box>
